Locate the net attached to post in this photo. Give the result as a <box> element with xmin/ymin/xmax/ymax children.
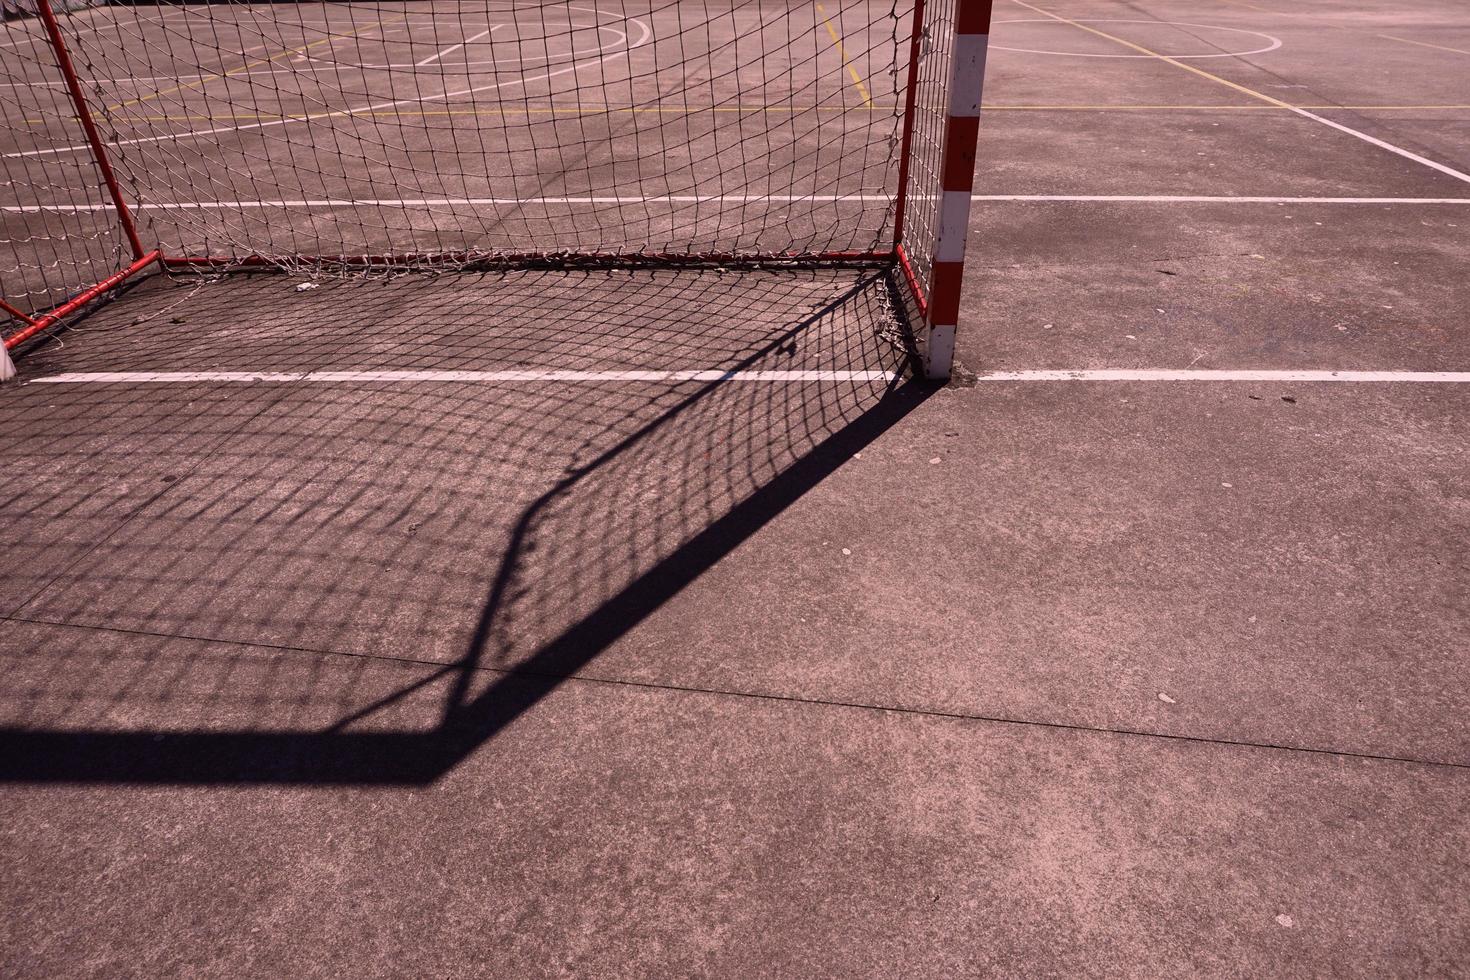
<box><xmin>17</xmin><ymin>0</ymin><xmax>925</xmax><ymax>273</ymax></box>
<box><xmin>4</xmin><ymin>0</ymin><xmax>983</xmax><ymax>377</ymax></box>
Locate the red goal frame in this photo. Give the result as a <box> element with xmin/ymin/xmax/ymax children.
<box><xmin>2</xmin><ymin>0</ymin><xmax>992</xmax><ymax>381</ymax></box>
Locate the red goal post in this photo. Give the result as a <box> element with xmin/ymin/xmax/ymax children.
<box><xmin>896</xmin><ymin>0</ymin><xmax>992</xmax><ymax>378</ymax></box>
<box><xmin>1</xmin><ymin>0</ymin><xmax>992</xmax><ymax>380</ymax></box>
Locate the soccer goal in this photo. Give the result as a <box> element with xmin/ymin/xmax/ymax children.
<box><xmin>1</xmin><ymin>0</ymin><xmax>991</xmax><ymax>380</ymax></box>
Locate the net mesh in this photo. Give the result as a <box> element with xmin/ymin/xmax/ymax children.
<box><xmin>896</xmin><ymin>0</ymin><xmax>955</xmax><ymax>311</ymax></box>
<box><xmin>3</xmin><ymin>0</ymin><xmax>943</xmax><ymax>275</ymax></box>
<box><xmin>1</xmin><ymin>0</ymin><xmax>130</xmax><ymax>319</ymax></box>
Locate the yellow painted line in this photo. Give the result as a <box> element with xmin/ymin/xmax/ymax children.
<box><xmin>1378</xmin><ymin>34</ymin><xmax>1470</xmax><ymax>57</ymax></box>
<box><xmin>815</xmin><ymin>3</ymin><xmax>873</xmax><ymax>107</ymax></box>
<box><xmin>1007</xmin><ymin>0</ymin><xmax>1470</xmax><ymax>185</ymax></box>
<box><xmin>1008</xmin><ymin>0</ymin><xmax>1301</xmax><ymax>111</ymax></box>
<box><xmin>106</xmin><ymin>14</ymin><xmax>407</xmax><ymax>112</ymax></box>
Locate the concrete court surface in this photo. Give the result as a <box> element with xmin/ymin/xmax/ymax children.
<box><xmin>3</xmin><ymin>0</ymin><xmax>1470</xmax><ymax>977</ymax></box>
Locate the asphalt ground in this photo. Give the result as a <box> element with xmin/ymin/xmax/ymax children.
<box><xmin>2</xmin><ymin>0</ymin><xmax>1469</xmax><ymax>976</ymax></box>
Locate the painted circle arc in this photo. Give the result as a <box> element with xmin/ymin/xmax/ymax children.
<box><xmin>989</xmin><ymin>20</ymin><xmax>1284</xmax><ymax>59</ymax></box>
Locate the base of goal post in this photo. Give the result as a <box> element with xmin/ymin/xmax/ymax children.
<box><xmin>922</xmin><ymin>325</ymin><xmax>956</xmax><ymax>381</ymax></box>
<box><xmin>0</xmin><ymin>344</ymin><xmax>15</xmax><ymax>382</ymax></box>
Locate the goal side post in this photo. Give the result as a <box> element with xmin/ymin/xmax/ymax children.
<box><xmin>893</xmin><ymin>0</ymin><xmax>993</xmax><ymax>381</ymax></box>
<box><xmin>1</xmin><ymin>0</ymin><xmax>157</xmax><ymax>378</ymax></box>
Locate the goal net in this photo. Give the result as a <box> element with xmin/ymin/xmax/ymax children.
<box><xmin>1</xmin><ymin>0</ymin><xmax>990</xmax><ymax>377</ymax></box>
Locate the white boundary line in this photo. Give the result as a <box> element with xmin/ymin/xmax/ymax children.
<box><xmin>4</xmin><ymin>5</ymin><xmax>652</xmax><ymax>160</ymax></box>
<box><xmin>27</xmin><ymin>370</ymin><xmax>902</xmax><ymax>384</ymax></box>
<box><xmin>0</xmin><ymin>6</ymin><xmax>191</xmax><ymax>49</ymax></box>
<box><xmin>1286</xmin><ymin>106</ymin><xmax>1470</xmax><ymax>186</ymax></box>
<box><xmin>7</xmin><ymin>195</ymin><xmax>1470</xmax><ymax>214</ymax></box>
<box><xmin>971</xmin><ymin>195</ymin><xmax>1470</xmax><ymax>204</ymax></box>
<box><xmin>1010</xmin><ymin>0</ymin><xmax>1470</xmax><ymax>188</ymax></box>
<box><xmin>972</xmin><ymin>370</ymin><xmax>1470</xmax><ymax>383</ymax></box>
<box><xmin>414</xmin><ymin>25</ymin><xmax>498</xmax><ymax>67</ymax></box>
<box><xmin>2</xmin><ymin>195</ymin><xmax>893</xmax><ymax>213</ymax></box>
<box><xmin>989</xmin><ymin>19</ymin><xmax>1283</xmax><ymax>60</ymax></box>
<box><xmin>24</xmin><ymin>369</ymin><xmax>1470</xmax><ymax>385</ymax></box>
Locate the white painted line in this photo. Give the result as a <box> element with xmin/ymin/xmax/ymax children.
<box><xmin>29</xmin><ymin>371</ymin><xmax>308</xmax><ymax>384</ymax></box>
<box><xmin>0</xmin><ymin>7</ymin><xmax>191</xmax><ymax>49</ymax></box>
<box><xmin>970</xmin><ymin>195</ymin><xmax>1470</xmax><ymax>204</ymax></box>
<box><xmin>8</xmin><ymin>195</ymin><xmax>1469</xmax><ymax>214</ymax></box>
<box><xmin>5</xmin><ymin>6</ymin><xmax>652</xmax><ymax>160</ymax></box>
<box><xmin>1378</xmin><ymin>33</ymin><xmax>1470</xmax><ymax>58</ymax></box>
<box><xmin>28</xmin><ymin>369</ymin><xmax>901</xmax><ymax>385</ymax></box>
<box><xmin>989</xmin><ymin>19</ymin><xmax>1283</xmax><ymax>60</ymax></box>
<box><xmin>0</xmin><ymin>56</ymin><xmax>612</xmax><ymax>86</ymax></box>
<box><xmin>972</xmin><ymin>370</ymin><xmax>1470</xmax><ymax>382</ymax></box>
<box><xmin>1286</xmin><ymin>105</ymin><xmax>1470</xmax><ymax>186</ymax></box>
<box><xmin>1008</xmin><ymin>0</ymin><xmax>1470</xmax><ymax>188</ymax></box>
<box><xmin>415</xmin><ymin>25</ymin><xmax>496</xmax><ymax>67</ymax></box>
<box><xmin>0</xmin><ymin>195</ymin><xmax>892</xmax><ymax>213</ymax></box>
<box><xmin>27</xmin><ymin>369</ymin><xmax>1470</xmax><ymax>386</ymax></box>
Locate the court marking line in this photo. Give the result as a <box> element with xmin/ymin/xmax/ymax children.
<box><xmin>28</xmin><ymin>370</ymin><xmax>900</xmax><ymax>385</ymax></box>
<box><xmin>1211</xmin><ymin>0</ymin><xmax>1275</xmax><ymax>11</ymax></box>
<box><xmin>25</xmin><ymin>369</ymin><xmax>1470</xmax><ymax>386</ymax></box>
<box><xmin>5</xmin><ymin>5</ymin><xmax>653</xmax><ymax>160</ymax></box>
<box><xmin>9</xmin><ymin>195</ymin><xmax>1470</xmax><ymax>214</ymax></box>
<box><xmin>36</xmin><ymin>104</ymin><xmax>898</xmax><ymax>126</ymax></box>
<box><xmin>816</xmin><ymin>2</ymin><xmax>874</xmax><ymax>107</ymax></box>
<box><xmin>990</xmin><ymin>18</ymin><xmax>1282</xmax><ymax>59</ymax></box>
<box><xmin>4</xmin><ymin>195</ymin><xmax>894</xmax><ymax>212</ymax></box>
<box><xmin>11</xmin><ymin>81</ymin><xmax>1470</xmax><ymax>115</ymax></box>
<box><xmin>965</xmin><ymin>195</ymin><xmax>1470</xmax><ymax>203</ymax></box>
<box><xmin>1377</xmin><ymin>34</ymin><xmax>1470</xmax><ymax>57</ymax></box>
<box><xmin>0</xmin><ymin>6</ymin><xmax>192</xmax><ymax>49</ymax></box>
<box><xmin>104</xmin><ymin>13</ymin><xmax>410</xmax><ymax>112</ymax></box>
<box><xmin>1009</xmin><ymin>0</ymin><xmax>1470</xmax><ymax>188</ymax></box>
<box><xmin>317</xmin><ymin>22</ymin><xmax>629</xmax><ymax>71</ymax></box>
<box><xmin>33</xmin><ymin>103</ymin><xmax>1470</xmax><ymax>126</ymax></box>
<box><xmin>981</xmin><ymin>104</ymin><xmax>1470</xmax><ymax>111</ymax></box>
<box><xmin>971</xmin><ymin>370</ymin><xmax>1470</xmax><ymax>383</ymax></box>
<box><xmin>414</xmin><ymin>25</ymin><xmax>499</xmax><ymax>67</ymax></box>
